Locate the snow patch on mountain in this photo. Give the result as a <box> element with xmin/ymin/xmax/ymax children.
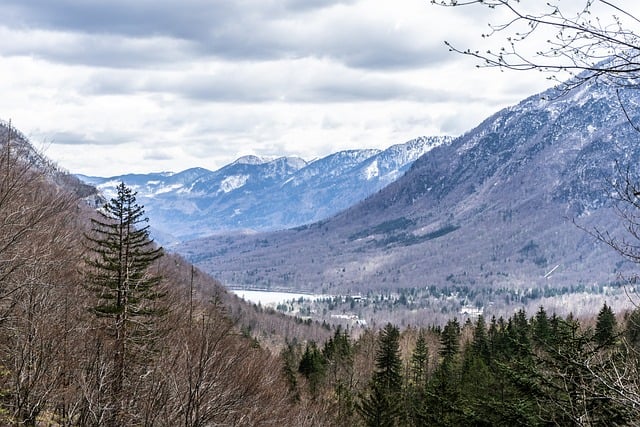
<box><xmin>95</xmin><ymin>180</ymin><xmax>121</xmax><ymax>199</ymax></box>
<box><xmin>364</xmin><ymin>160</ymin><xmax>379</xmax><ymax>180</ymax></box>
<box><xmin>153</xmin><ymin>183</ymin><xmax>183</xmax><ymax>195</ymax></box>
<box><xmin>233</xmin><ymin>155</ymin><xmax>273</xmax><ymax>165</ymax></box>
<box><xmin>220</xmin><ymin>175</ymin><xmax>249</xmax><ymax>193</ymax></box>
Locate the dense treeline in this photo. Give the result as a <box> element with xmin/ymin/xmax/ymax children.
<box><xmin>284</xmin><ymin>304</ymin><xmax>640</xmax><ymax>426</ymax></box>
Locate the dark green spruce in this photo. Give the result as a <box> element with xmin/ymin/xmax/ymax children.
<box><xmin>84</xmin><ymin>182</ymin><xmax>164</xmax><ymax>426</ymax></box>
<box><xmin>357</xmin><ymin>323</ymin><xmax>404</xmax><ymax>427</ymax></box>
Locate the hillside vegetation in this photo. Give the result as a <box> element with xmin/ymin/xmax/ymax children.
<box><xmin>5</xmin><ymin>121</ymin><xmax>640</xmax><ymax>426</ymax></box>
<box><xmin>0</xmin><ymin>123</ymin><xmax>331</xmax><ymax>426</ymax></box>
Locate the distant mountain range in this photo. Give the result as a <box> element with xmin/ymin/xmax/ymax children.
<box><xmin>79</xmin><ymin>136</ymin><xmax>452</xmax><ymax>242</ymax></box>
<box><xmin>176</xmin><ymin>79</ymin><xmax>640</xmax><ymax>294</ymax></box>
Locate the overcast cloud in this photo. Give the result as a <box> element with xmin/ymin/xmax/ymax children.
<box><xmin>0</xmin><ymin>0</ymin><xmax>556</xmax><ymax>176</ymax></box>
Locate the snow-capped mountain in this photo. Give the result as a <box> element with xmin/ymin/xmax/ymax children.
<box><xmin>177</xmin><ymin>78</ymin><xmax>640</xmax><ymax>294</ymax></box>
<box><xmin>79</xmin><ymin>136</ymin><xmax>451</xmax><ymax>242</ymax></box>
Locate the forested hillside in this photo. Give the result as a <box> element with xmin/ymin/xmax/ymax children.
<box><xmin>284</xmin><ymin>305</ymin><xmax>640</xmax><ymax>426</ymax></box>
<box><xmin>4</xmin><ymin>120</ymin><xmax>640</xmax><ymax>426</ymax></box>
<box><xmin>0</xmin><ymin>122</ymin><xmax>331</xmax><ymax>425</ymax></box>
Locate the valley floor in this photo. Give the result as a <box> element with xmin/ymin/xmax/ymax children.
<box><xmin>230</xmin><ymin>281</ymin><xmax>636</xmax><ymax>329</ymax></box>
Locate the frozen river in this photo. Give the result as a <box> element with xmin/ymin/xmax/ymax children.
<box><xmin>229</xmin><ymin>289</ymin><xmax>329</xmax><ymax>306</ymax></box>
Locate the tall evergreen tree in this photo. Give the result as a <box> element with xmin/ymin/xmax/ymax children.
<box><xmin>281</xmin><ymin>341</ymin><xmax>301</xmax><ymax>402</ymax></box>
<box><xmin>471</xmin><ymin>315</ymin><xmax>490</xmax><ymax>363</ymax></box>
<box><xmin>508</xmin><ymin>309</ymin><xmax>530</xmax><ymax>356</ymax></box>
<box><xmin>594</xmin><ymin>303</ymin><xmax>617</xmax><ymax>347</ymax></box>
<box><xmin>410</xmin><ymin>331</ymin><xmax>429</xmax><ymax>387</ymax></box>
<box><xmin>84</xmin><ymin>182</ymin><xmax>164</xmax><ymax>425</ymax></box>
<box><xmin>532</xmin><ymin>306</ymin><xmax>551</xmax><ymax>346</ymax></box>
<box><xmin>407</xmin><ymin>330</ymin><xmax>430</xmax><ymax>426</ymax></box>
<box><xmin>425</xmin><ymin>319</ymin><xmax>462</xmax><ymax>425</ymax></box>
<box><xmin>298</xmin><ymin>341</ymin><xmax>326</xmax><ymax>399</ymax></box>
<box><xmin>459</xmin><ymin>343</ymin><xmax>493</xmax><ymax>426</ymax></box>
<box><xmin>357</xmin><ymin>323</ymin><xmax>403</xmax><ymax>427</ymax></box>
<box><xmin>439</xmin><ymin>318</ymin><xmax>461</xmax><ymax>362</ymax></box>
<box><xmin>323</xmin><ymin>327</ymin><xmax>355</xmax><ymax>421</ymax></box>
<box><xmin>531</xmin><ymin>314</ymin><xmax>628</xmax><ymax>424</ymax></box>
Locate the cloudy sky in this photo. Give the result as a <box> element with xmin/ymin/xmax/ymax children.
<box><xmin>0</xmin><ymin>0</ymin><xmax>560</xmax><ymax>176</ymax></box>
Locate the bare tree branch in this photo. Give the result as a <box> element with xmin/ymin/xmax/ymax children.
<box><xmin>433</xmin><ymin>0</ymin><xmax>640</xmax><ymax>92</ymax></box>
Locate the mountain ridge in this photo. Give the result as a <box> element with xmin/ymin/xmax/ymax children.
<box><xmin>176</xmin><ymin>79</ymin><xmax>640</xmax><ymax>295</ymax></box>
<box><xmin>80</xmin><ymin>136</ymin><xmax>452</xmax><ymax>242</ymax></box>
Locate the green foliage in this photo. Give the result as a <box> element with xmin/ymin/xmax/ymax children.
<box><xmin>378</xmin><ymin>307</ymin><xmax>639</xmax><ymax>426</ymax></box>
<box><xmin>374</xmin><ymin>324</ymin><xmax>403</xmax><ymax>392</ymax></box>
<box><xmin>471</xmin><ymin>315</ymin><xmax>490</xmax><ymax>362</ymax></box>
<box><xmin>410</xmin><ymin>331</ymin><xmax>429</xmax><ymax>387</ymax></box>
<box><xmin>407</xmin><ymin>330</ymin><xmax>430</xmax><ymax>426</ymax></box>
<box><xmin>519</xmin><ymin>314</ymin><xmax>628</xmax><ymax>424</ymax></box>
<box><xmin>532</xmin><ymin>306</ymin><xmax>551</xmax><ymax>345</ymax></box>
<box><xmin>280</xmin><ymin>342</ymin><xmax>300</xmax><ymax>401</ymax></box>
<box><xmin>357</xmin><ymin>323</ymin><xmax>403</xmax><ymax>427</ymax></box>
<box><xmin>507</xmin><ymin>309</ymin><xmax>531</xmax><ymax>356</ymax></box>
<box><xmin>594</xmin><ymin>302</ymin><xmax>617</xmax><ymax>346</ymax></box>
<box><xmin>358</xmin><ymin>383</ymin><xmax>401</xmax><ymax>427</ymax></box>
<box><xmin>85</xmin><ymin>182</ymin><xmax>164</xmax><ymax>321</ymax></box>
<box><xmin>439</xmin><ymin>318</ymin><xmax>460</xmax><ymax>361</ymax></box>
<box><xmin>323</xmin><ymin>327</ymin><xmax>356</xmax><ymax>420</ymax></box>
<box><xmin>425</xmin><ymin>319</ymin><xmax>463</xmax><ymax>426</ymax></box>
<box><xmin>83</xmin><ymin>182</ymin><xmax>165</xmax><ymax>425</ymax></box>
<box><xmin>298</xmin><ymin>341</ymin><xmax>326</xmax><ymax>398</ymax></box>
<box><xmin>625</xmin><ymin>308</ymin><xmax>640</xmax><ymax>351</ymax></box>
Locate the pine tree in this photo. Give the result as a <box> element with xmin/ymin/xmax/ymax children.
<box><xmin>508</xmin><ymin>309</ymin><xmax>531</xmax><ymax>356</ymax></box>
<box><xmin>410</xmin><ymin>331</ymin><xmax>429</xmax><ymax>387</ymax></box>
<box><xmin>424</xmin><ymin>319</ymin><xmax>462</xmax><ymax>425</ymax></box>
<box><xmin>84</xmin><ymin>182</ymin><xmax>164</xmax><ymax>425</ymax></box>
<box><xmin>526</xmin><ymin>314</ymin><xmax>628</xmax><ymax>424</ymax></box>
<box><xmin>281</xmin><ymin>341</ymin><xmax>300</xmax><ymax>401</ymax></box>
<box><xmin>298</xmin><ymin>341</ymin><xmax>326</xmax><ymax>399</ymax></box>
<box><xmin>471</xmin><ymin>315</ymin><xmax>490</xmax><ymax>363</ymax></box>
<box><xmin>439</xmin><ymin>318</ymin><xmax>460</xmax><ymax>361</ymax></box>
<box><xmin>594</xmin><ymin>303</ymin><xmax>617</xmax><ymax>347</ymax></box>
<box><xmin>532</xmin><ymin>306</ymin><xmax>551</xmax><ymax>345</ymax></box>
<box><xmin>460</xmin><ymin>345</ymin><xmax>493</xmax><ymax>426</ymax></box>
<box><xmin>357</xmin><ymin>323</ymin><xmax>403</xmax><ymax>427</ymax></box>
<box><xmin>374</xmin><ymin>324</ymin><xmax>403</xmax><ymax>397</ymax></box>
<box><xmin>407</xmin><ymin>330</ymin><xmax>430</xmax><ymax>426</ymax></box>
<box><xmin>323</xmin><ymin>327</ymin><xmax>355</xmax><ymax>420</ymax></box>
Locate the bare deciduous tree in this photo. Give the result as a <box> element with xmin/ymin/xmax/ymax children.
<box><xmin>0</xmin><ymin>122</ymin><xmax>88</xmax><ymax>426</ymax></box>
<box><xmin>433</xmin><ymin>0</ymin><xmax>640</xmax><ymax>92</ymax></box>
<box><xmin>163</xmin><ymin>302</ymin><xmax>293</xmax><ymax>426</ymax></box>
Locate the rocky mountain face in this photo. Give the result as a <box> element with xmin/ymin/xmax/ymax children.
<box><xmin>80</xmin><ymin>136</ymin><xmax>451</xmax><ymax>242</ymax></box>
<box><xmin>176</xmin><ymin>79</ymin><xmax>640</xmax><ymax>294</ymax></box>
